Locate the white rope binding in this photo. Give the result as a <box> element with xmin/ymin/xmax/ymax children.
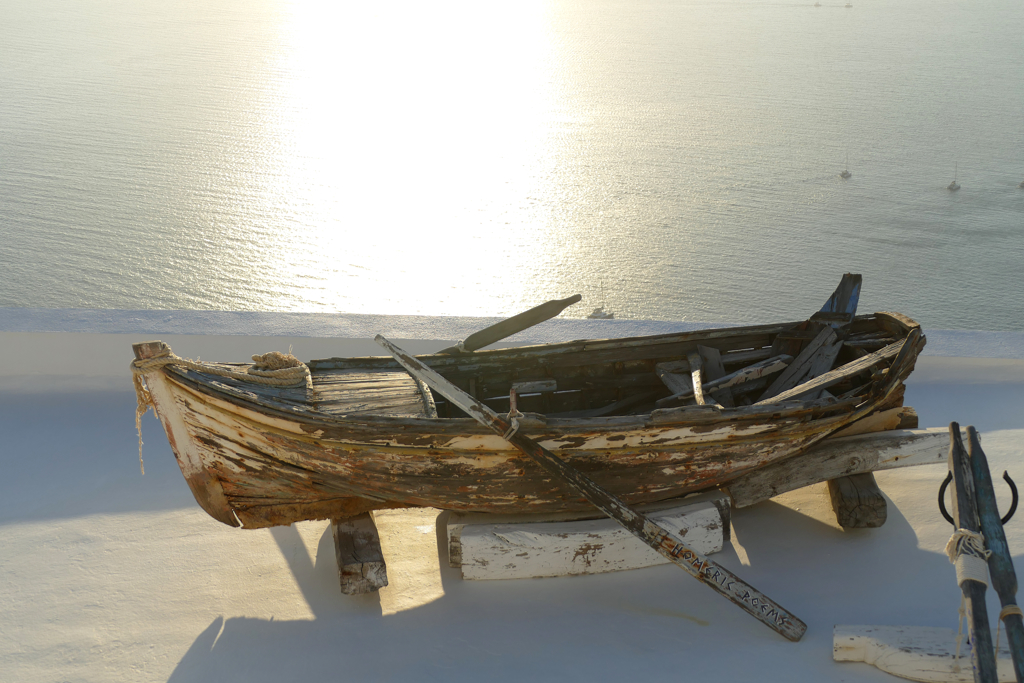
<box><xmin>945</xmin><ymin>528</ymin><xmax>992</xmax><ymax>671</ymax></box>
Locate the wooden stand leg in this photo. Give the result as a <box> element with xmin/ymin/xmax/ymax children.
<box><xmin>827</xmin><ymin>472</ymin><xmax>887</xmax><ymax>528</ymax></box>
<box><xmin>332</xmin><ymin>512</ymin><xmax>388</xmax><ymax>595</ymax></box>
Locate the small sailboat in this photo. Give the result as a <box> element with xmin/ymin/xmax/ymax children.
<box><xmin>948</xmin><ymin>163</ymin><xmax>960</xmax><ymax>191</ymax></box>
<box><xmin>840</xmin><ymin>153</ymin><xmax>852</xmax><ymax>179</ymax></box>
<box><xmin>588</xmin><ymin>282</ymin><xmax>615</xmax><ymax>319</ymax></box>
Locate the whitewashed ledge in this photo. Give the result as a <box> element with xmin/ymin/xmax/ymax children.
<box><xmin>1</xmin><ymin>308</ymin><xmax>1023</xmax><ymax>394</ymax></box>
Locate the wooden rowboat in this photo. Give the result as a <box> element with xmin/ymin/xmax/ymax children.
<box><xmin>131</xmin><ymin>295</ymin><xmax>926</xmax><ymax>530</ymax></box>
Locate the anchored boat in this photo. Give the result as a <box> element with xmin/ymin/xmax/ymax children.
<box><xmin>132</xmin><ymin>276</ymin><xmax>925</xmax><ymax>530</ymax></box>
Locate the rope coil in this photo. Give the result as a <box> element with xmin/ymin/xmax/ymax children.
<box><xmin>130</xmin><ymin>345</ymin><xmax>312</xmax><ymax>474</ymax></box>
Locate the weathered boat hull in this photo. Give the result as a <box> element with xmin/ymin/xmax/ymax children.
<box><xmin>135</xmin><ymin>312</ymin><xmax>924</xmax><ymax>529</ymax></box>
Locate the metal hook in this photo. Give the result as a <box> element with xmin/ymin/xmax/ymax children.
<box><xmin>939</xmin><ymin>472</ymin><xmax>954</xmax><ymax>526</ymax></box>
<box><xmin>1001</xmin><ymin>471</ymin><xmax>1018</xmax><ymax>525</ymax></box>
<box><xmin>938</xmin><ymin>471</ymin><xmax>1018</xmax><ymax>526</ymax></box>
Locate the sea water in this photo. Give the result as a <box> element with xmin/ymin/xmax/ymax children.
<box><xmin>1</xmin><ymin>0</ymin><xmax>1022</xmax><ymax>330</ymax></box>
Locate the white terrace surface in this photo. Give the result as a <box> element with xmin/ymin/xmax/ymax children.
<box><xmin>1</xmin><ymin>314</ymin><xmax>1023</xmax><ymax>682</ymax></box>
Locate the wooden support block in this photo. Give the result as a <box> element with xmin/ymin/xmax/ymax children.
<box><xmin>834</xmin><ymin>625</ymin><xmax>1016</xmax><ymax>682</ymax></box>
<box><xmin>448</xmin><ymin>492</ymin><xmax>730</xmax><ymax>581</ymax></box>
<box><xmin>332</xmin><ymin>512</ymin><xmax>388</xmax><ymax>595</ymax></box>
<box><xmin>727</xmin><ymin>426</ymin><xmax>957</xmax><ymax>508</ymax></box>
<box><xmin>827</xmin><ymin>472</ymin><xmax>887</xmax><ymax>528</ymax></box>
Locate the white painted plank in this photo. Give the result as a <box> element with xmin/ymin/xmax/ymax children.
<box><xmin>449</xmin><ymin>493</ymin><xmax>729</xmax><ymax>580</ymax></box>
<box><xmin>834</xmin><ymin>625</ymin><xmax>1015</xmax><ymax>682</ymax></box>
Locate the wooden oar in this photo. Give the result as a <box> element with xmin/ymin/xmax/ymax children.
<box><xmin>376</xmin><ymin>334</ymin><xmax>808</xmax><ymax>642</ymax></box>
<box><xmin>948</xmin><ymin>423</ymin><xmax>998</xmax><ymax>682</ymax></box>
<box><xmin>436</xmin><ymin>295</ymin><xmax>582</xmax><ymax>355</ymax></box>
<box><xmin>967</xmin><ymin>426</ymin><xmax>1024</xmax><ymax>681</ymax></box>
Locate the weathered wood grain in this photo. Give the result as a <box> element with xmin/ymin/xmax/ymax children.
<box><xmin>760</xmin><ymin>327</ymin><xmax>838</xmax><ymax>401</ymax></box>
<box><xmin>755</xmin><ymin>335</ymin><xmax>911</xmax><ymax>405</ymax></box>
<box><xmin>834</xmin><ymin>625</ymin><xmax>1016</xmax><ymax>682</ymax></box>
<box><xmin>332</xmin><ymin>512</ymin><xmax>389</xmax><ymax>595</ymax></box>
<box><xmin>949</xmin><ymin>423</ymin><xmax>998</xmax><ymax>682</ymax></box>
<box><xmin>378</xmin><ymin>335</ymin><xmax>807</xmax><ymax>642</ymax></box>
<box><xmin>726</xmin><ymin>427</ymin><xmax>956</xmax><ymax>508</ymax></box>
<box><xmin>654</xmin><ymin>355</ymin><xmax>792</xmax><ymax>409</ymax></box>
<box><xmin>827</xmin><ymin>473</ymin><xmax>887</xmax><ymax>528</ymax></box>
<box><xmin>449</xmin><ymin>492</ymin><xmax>729</xmax><ymax>580</ymax></box>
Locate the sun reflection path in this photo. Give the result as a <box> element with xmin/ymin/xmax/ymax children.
<box><xmin>247</xmin><ymin>0</ymin><xmax>570</xmax><ymax>317</ymax></box>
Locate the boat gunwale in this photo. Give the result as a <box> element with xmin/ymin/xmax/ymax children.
<box><xmin>153</xmin><ymin>311</ymin><xmax>922</xmax><ymax>436</ymax></box>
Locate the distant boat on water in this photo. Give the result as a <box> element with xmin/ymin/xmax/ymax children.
<box><xmin>845</xmin><ymin>2</ymin><xmax>852</xmax><ymax>6</ymax></box>
<box><xmin>814</xmin><ymin>2</ymin><xmax>821</xmax><ymax>6</ymax></box>
<box><xmin>948</xmin><ymin>163</ymin><xmax>960</xmax><ymax>191</ymax></box>
<box><xmin>1019</xmin><ymin>179</ymin><xmax>1024</xmax><ymax>189</ymax></box>
<box><xmin>840</xmin><ymin>153</ymin><xmax>852</xmax><ymax>179</ymax></box>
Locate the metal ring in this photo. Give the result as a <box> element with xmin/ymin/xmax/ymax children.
<box><xmin>939</xmin><ymin>472</ymin><xmax>955</xmax><ymax>526</ymax></box>
<box><xmin>1002</xmin><ymin>471</ymin><xmax>1018</xmax><ymax>525</ymax></box>
<box><xmin>938</xmin><ymin>470</ymin><xmax>1018</xmax><ymax>526</ymax></box>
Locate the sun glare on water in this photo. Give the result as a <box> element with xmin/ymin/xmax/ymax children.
<box><xmin>244</xmin><ymin>0</ymin><xmax>569</xmax><ymax>316</ymax></box>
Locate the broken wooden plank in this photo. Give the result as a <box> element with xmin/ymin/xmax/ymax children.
<box><xmin>834</xmin><ymin>625</ymin><xmax>1016</xmax><ymax>682</ymax></box>
<box><xmin>760</xmin><ymin>327</ymin><xmax>838</xmax><ymax>401</ymax></box>
<box><xmin>699</xmin><ymin>345</ymin><xmax>735</xmax><ymax>407</ymax></box>
<box><xmin>654</xmin><ymin>355</ymin><xmax>792</xmax><ymax>408</ymax></box>
<box><xmin>655</xmin><ymin>365</ymin><xmax>692</xmax><ymax>396</ymax></box>
<box><xmin>332</xmin><ymin>512</ymin><xmax>389</xmax><ymax>595</ymax></box>
<box><xmin>448</xmin><ymin>492</ymin><xmax>730</xmax><ymax>580</ymax></box>
<box><xmin>726</xmin><ymin>427</ymin><xmax>958</xmax><ymax>508</ymax></box>
<box><xmin>827</xmin><ymin>473</ymin><xmax>887</xmax><ymax>528</ymax></box>
<box><xmin>755</xmin><ymin>337</ymin><xmax>906</xmax><ymax>405</ymax></box>
<box><xmin>687</xmin><ymin>351</ymin><xmax>707</xmax><ymax>405</ymax></box>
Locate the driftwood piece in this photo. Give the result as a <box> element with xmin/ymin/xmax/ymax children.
<box><xmin>436</xmin><ymin>294</ymin><xmax>581</xmax><ymax>354</ymax></box>
<box><xmin>827</xmin><ymin>473</ymin><xmax>887</xmax><ymax>528</ymax></box>
<box><xmin>654</xmin><ymin>355</ymin><xmax>792</xmax><ymax>409</ymax></box>
<box><xmin>755</xmin><ymin>335</ymin><xmax>910</xmax><ymax>405</ymax></box>
<box><xmin>834</xmin><ymin>625</ymin><xmax>1016</xmax><ymax>682</ymax></box>
<box><xmin>727</xmin><ymin>426</ymin><xmax>954</xmax><ymax>509</ymax></box>
<box><xmin>448</xmin><ymin>492</ymin><xmax>729</xmax><ymax>580</ymax></box>
<box><xmin>377</xmin><ymin>334</ymin><xmax>807</xmax><ymax>642</ymax></box>
<box><xmin>332</xmin><ymin>513</ymin><xmax>388</xmax><ymax>595</ymax></box>
<box><xmin>949</xmin><ymin>423</ymin><xmax>998</xmax><ymax>682</ymax></box>
<box><xmin>967</xmin><ymin>428</ymin><xmax>1024</xmax><ymax>680</ymax></box>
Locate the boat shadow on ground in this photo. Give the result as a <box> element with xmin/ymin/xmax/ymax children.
<box><xmin>165</xmin><ymin>483</ymin><xmax>967</xmax><ymax>683</ymax></box>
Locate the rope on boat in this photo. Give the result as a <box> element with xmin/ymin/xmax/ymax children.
<box><xmin>130</xmin><ymin>346</ymin><xmax>312</xmax><ymax>475</ymax></box>
<box><xmin>996</xmin><ymin>604</ymin><xmax>1024</xmax><ymax>653</ymax></box>
<box><xmin>503</xmin><ymin>409</ymin><xmax>524</xmax><ymax>440</ymax></box>
<box><xmin>945</xmin><ymin>528</ymin><xmax>992</xmax><ymax>670</ymax></box>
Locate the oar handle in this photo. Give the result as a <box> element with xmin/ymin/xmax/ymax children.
<box><xmin>437</xmin><ymin>294</ymin><xmax>582</xmax><ymax>354</ymax></box>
